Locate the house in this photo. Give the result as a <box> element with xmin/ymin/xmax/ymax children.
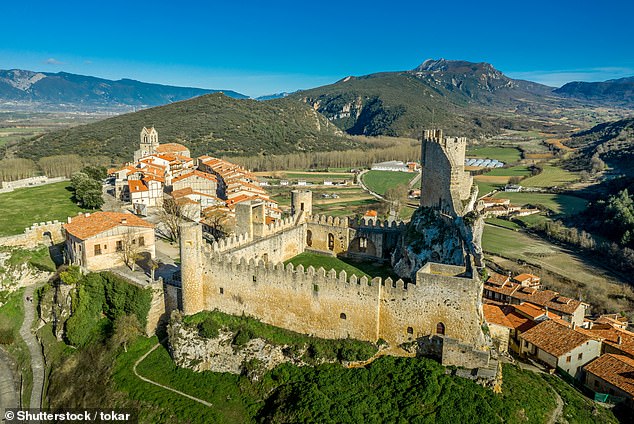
<box><xmin>504</xmin><ymin>184</ymin><xmax>522</xmax><ymax>192</ymax></box>
<box><xmin>584</xmin><ymin>354</ymin><xmax>634</xmax><ymax>406</ymax></box>
<box><xmin>519</xmin><ymin>319</ymin><xmax>602</xmax><ymax>379</ymax></box>
<box><xmin>63</xmin><ymin>212</ymin><xmax>155</xmax><ymax>272</ymax></box>
<box><xmin>128</xmin><ymin>178</ymin><xmax>163</xmax><ymax>208</ymax></box>
<box><xmin>171</xmin><ymin>170</ymin><xmax>218</xmax><ymax>197</ymax></box>
<box><xmin>586</xmin><ymin>323</ymin><xmax>634</xmax><ymax>359</ymax></box>
<box><xmin>483</xmin><ymin>304</ymin><xmax>514</xmax><ymax>352</ymax></box>
<box><xmin>513</xmin><ymin>273</ymin><xmax>541</xmax><ymax>288</ymax></box>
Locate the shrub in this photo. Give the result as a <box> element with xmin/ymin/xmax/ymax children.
<box><xmin>198</xmin><ymin>316</ymin><xmax>220</xmax><ymax>339</ymax></box>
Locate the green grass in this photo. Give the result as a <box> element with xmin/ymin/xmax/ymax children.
<box><xmin>485</xmin><ymin>217</ymin><xmax>521</xmax><ymax>230</ymax></box>
<box><xmin>476</xmin><ymin>181</ymin><xmax>502</xmax><ymax>196</ymax></box>
<box><xmin>522</xmin><ymin>163</ymin><xmax>579</xmax><ymax>188</ymax></box>
<box><xmin>285</xmin><ymin>251</ymin><xmax>399</xmax><ymax>281</ymax></box>
<box><xmin>1</xmin><ymin>246</ymin><xmax>56</xmax><ymax>272</ymax></box>
<box><xmin>0</xmin><ymin>181</ymin><xmax>91</xmax><ymax>236</ymax></box>
<box><xmin>361</xmin><ymin>170</ymin><xmax>416</xmax><ymax>195</ymax></box>
<box><xmin>466</xmin><ymin>146</ymin><xmax>522</xmax><ymax>163</ymax></box>
<box><xmin>492</xmin><ymin>192</ymin><xmax>587</xmax><ymax>215</ymax></box>
<box><xmin>483</xmin><ymin>165</ymin><xmax>531</xmax><ymax>177</ymax></box>
<box><xmin>514</xmin><ymin>213</ymin><xmax>550</xmax><ymax>228</ymax></box>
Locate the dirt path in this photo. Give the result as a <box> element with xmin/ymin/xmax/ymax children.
<box><xmin>133</xmin><ymin>342</ymin><xmax>212</xmax><ymax>407</ymax></box>
<box><xmin>20</xmin><ymin>284</ymin><xmax>44</xmax><ymax>409</ymax></box>
<box><xmin>547</xmin><ymin>388</ymin><xmax>564</xmax><ymax>424</ymax></box>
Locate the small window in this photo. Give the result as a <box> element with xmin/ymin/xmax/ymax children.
<box><xmin>313</xmin><ymin>284</ymin><xmax>319</xmax><ymax>292</ymax></box>
<box><xmin>103</xmin><ymin>244</ymin><xmax>107</xmax><ymax>250</ymax></box>
<box><xmin>132</xmin><ymin>238</ymin><xmax>136</xmax><ymax>245</ymax></box>
<box><xmin>340</xmin><ymin>313</ymin><xmax>347</xmax><ymax>320</ymax></box>
<box><xmin>524</xmin><ymin>341</ymin><xmax>529</xmax><ymax>348</ymax></box>
<box><xmin>436</xmin><ymin>322</ymin><xmax>445</xmax><ymax>335</ymax></box>
<box><xmin>94</xmin><ymin>245</ymin><xmax>101</xmax><ymax>255</ymax></box>
<box><xmin>306</xmin><ymin>230</ymin><xmax>313</xmax><ymax>247</ymax></box>
<box><xmin>566</xmin><ymin>356</ymin><xmax>571</xmax><ymax>363</ymax></box>
<box><xmin>252</xmin><ymin>275</ymin><xmax>257</xmax><ymax>283</ymax></box>
<box><xmin>138</xmin><ymin>236</ymin><xmax>145</xmax><ymax>246</ymax></box>
<box><xmin>407</xmin><ymin>327</ymin><xmax>413</xmax><ymax>335</ymax></box>
<box><xmin>219</xmin><ymin>287</ymin><xmax>224</xmax><ymax>294</ymax></box>
<box><xmin>116</xmin><ymin>240</ymin><xmax>123</xmax><ymax>252</ymax></box>
<box><xmin>578</xmin><ymin>353</ymin><xmax>583</xmax><ymax>360</ymax></box>
<box><xmin>328</xmin><ymin>233</ymin><xmax>335</xmax><ymax>251</ymax></box>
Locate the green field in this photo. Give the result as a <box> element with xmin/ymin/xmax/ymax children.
<box><xmin>485</xmin><ymin>217</ymin><xmax>521</xmax><ymax>230</ymax></box>
<box><xmin>0</xmin><ymin>182</ymin><xmax>91</xmax><ymax>236</ymax></box>
<box><xmin>362</xmin><ymin>170</ymin><xmax>416</xmax><ymax>195</ymax></box>
<box><xmin>521</xmin><ymin>164</ymin><xmax>579</xmax><ymax>188</ymax></box>
<box><xmin>466</xmin><ymin>146</ymin><xmax>522</xmax><ymax>163</ymax></box>
<box><xmin>475</xmin><ymin>181</ymin><xmax>501</xmax><ymax>196</ymax></box>
<box><xmin>285</xmin><ymin>251</ymin><xmax>399</xmax><ymax>280</ymax></box>
<box><xmin>492</xmin><ymin>192</ymin><xmax>587</xmax><ymax>215</ymax></box>
<box><xmin>483</xmin><ymin>166</ymin><xmax>531</xmax><ymax>177</ymax></box>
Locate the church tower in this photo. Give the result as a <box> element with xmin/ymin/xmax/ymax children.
<box><xmin>134</xmin><ymin>126</ymin><xmax>159</xmax><ymax>161</ymax></box>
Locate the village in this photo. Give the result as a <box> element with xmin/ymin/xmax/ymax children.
<box><xmin>44</xmin><ymin>127</ymin><xmax>632</xmax><ymax>409</ymax></box>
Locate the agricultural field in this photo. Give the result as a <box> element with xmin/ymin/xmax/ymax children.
<box><xmin>284</xmin><ymin>251</ymin><xmax>399</xmax><ymax>280</ymax></box>
<box><xmin>473</xmin><ymin>165</ymin><xmax>532</xmax><ymax>191</ymax></box>
<box><xmin>492</xmin><ymin>192</ymin><xmax>587</xmax><ymax>216</ymax></box>
<box><xmin>466</xmin><ymin>146</ymin><xmax>521</xmax><ymax>163</ymax></box>
<box><xmin>0</xmin><ymin>181</ymin><xmax>91</xmax><ymax>236</ymax></box>
<box><xmin>361</xmin><ymin>170</ymin><xmax>417</xmax><ymax>195</ymax></box>
<box><xmin>521</xmin><ymin>163</ymin><xmax>579</xmax><ymax>188</ymax></box>
<box><xmin>254</xmin><ymin>170</ymin><xmax>354</xmax><ymax>185</ymax></box>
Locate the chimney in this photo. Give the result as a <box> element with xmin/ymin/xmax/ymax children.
<box><xmin>121</xmin><ymin>218</ymin><xmax>127</xmax><ymax>224</ymax></box>
<box><xmin>572</xmin><ymin>322</ymin><xmax>576</xmax><ymax>330</ymax></box>
<box><xmin>618</xmin><ymin>336</ymin><xmax>622</xmax><ymax>345</ymax></box>
<box><xmin>85</xmin><ymin>213</ymin><xmax>90</xmax><ymax>217</ymax></box>
<box><xmin>67</xmin><ymin>217</ymin><xmax>72</xmax><ymax>224</ymax></box>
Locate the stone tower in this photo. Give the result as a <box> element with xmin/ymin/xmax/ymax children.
<box><xmin>134</xmin><ymin>126</ymin><xmax>159</xmax><ymax>161</ymax></box>
<box><xmin>291</xmin><ymin>190</ymin><xmax>313</xmax><ymax>216</ymax></box>
<box><xmin>420</xmin><ymin>129</ymin><xmax>474</xmax><ymax>217</ymax></box>
<box><xmin>180</xmin><ymin>222</ymin><xmax>204</xmax><ymax>315</ymax></box>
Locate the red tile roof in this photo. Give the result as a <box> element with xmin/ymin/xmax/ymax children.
<box><xmin>172</xmin><ymin>170</ymin><xmax>218</xmax><ymax>183</ymax></box>
<box><xmin>128</xmin><ymin>179</ymin><xmax>148</xmax><ymax>192</ymax></box>
<box><xmin>63</xmin><ymin>212</ymin><xmax>154</xmax><ymax>240</ymax></box>
<box><xmin>520</xmin><ymin>319</ymin><xmax>595</xmax><ymax>357</ymax></box>
<box><xmin>155</xmin><ymin>142</ymin><xmax>189</xmax><ymax>153</ymax></box>
<box><xmin>483</xmin><ymin>304</ymin><xmax>514</xmax><ymax>328</ymax></box>
<box><xmin>584</xmin><ymin>354</ymin><xmax>634</xmax><ymax>397</ymax></box>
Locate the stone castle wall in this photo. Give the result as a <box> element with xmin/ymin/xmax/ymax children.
<box><xmin>0</xmin><ymin>221</ymin><xmax>65</xmax><ymax>248</ymax></box>
<box><xmin>420</xmin><ymin>130</ymin><xmax>473</xmax><ymax>216</ymax></box>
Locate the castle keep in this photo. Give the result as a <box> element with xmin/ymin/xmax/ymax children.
<box><xmin>179</xmin><ymin>131</ymin><xmax>490</xmax><ymax>368</ymax></box>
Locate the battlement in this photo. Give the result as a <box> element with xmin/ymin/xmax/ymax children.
<box><xmin>210</xmin><ymin>231</ymin><xmax>253</xmax><ymax>253</ymax></box>
<box><xmin>353</xmin><ymin>217</ymin><xmax>406</xmax><ymax>231</ymax></box>
<box><xmin>423</xmin><ymin>129</ymin><xmax>467</xmax><ymax>147</ymax></box>
<box><xmin>306</xmin><ymin>214</ymin><xmax>350</xmax><ymax>228</ymax></box>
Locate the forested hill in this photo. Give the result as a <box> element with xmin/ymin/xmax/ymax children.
<box><xmin>554</xmin><ymin>76</ymin><xmax>634</xmax><ymax>107</ymax></box>
<box><xmin>16</xmin><ymin>93</ymin><xmax>355</xmax><ymax>163</ymax></box>
<box><xmin>565</xmin><ymin>117</ymin><xmax>634</xmax><ymax>174</ymax></box>
<box><xmin>0</xmin><ymin>69</ymin><xmax>247</xmax><ymax>110</ymax></box>
<box><xmin>282</xmin><ymin>59</ymin><xmax>561</xmax><ymax>138</ymax></box>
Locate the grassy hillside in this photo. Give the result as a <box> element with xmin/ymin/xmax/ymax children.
<box><xmin>16</xmin><ymin>93</ymin><xmax>356</xmax><ymax>163</ymax></box>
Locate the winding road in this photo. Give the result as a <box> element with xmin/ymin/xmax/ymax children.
<box><xmin>20</xmin><ymin>284</ymin><xmax>44</xmax><ymax>409</ymax></box>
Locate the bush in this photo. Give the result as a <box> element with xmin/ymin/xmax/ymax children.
<box><xmin>198</xmin><ymin>317</ymin><xmax>220</xmax><ymax>339</ymax></box>
<box><xmin>0</xmin><ymin>327</ymin><xmax>14</xmax><ymax>344</ymax></box>
<box><xmin>232</xmin><ymin>327</ymin><xmax>254</xmax><ymax>347</ymax></box>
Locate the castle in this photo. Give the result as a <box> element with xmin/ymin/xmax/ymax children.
<box><xmin>179</xmin><ymin>130</ymin><xmax>490</xmax><ymax>369</ymax></box>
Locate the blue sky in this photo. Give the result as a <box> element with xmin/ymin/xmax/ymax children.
<box><xmin>1</xmin><ymin>0</ymin><xmax>633</xmax><ymax>97</ymax></box>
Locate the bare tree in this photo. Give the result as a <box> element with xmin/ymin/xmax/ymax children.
<box><xmin>110</xmin><ymin>314</ymin><xmax>141</xmax><ymax>352</ymax></box>
<box><xmin>156</xmin><ymin>197</ymin><xmax>184</xmax><ymax>243</ymax></box>
<box><xmin>119</xmin><ymin>228</ymin><xmax>142</xmax><ymax>271</ymax></box>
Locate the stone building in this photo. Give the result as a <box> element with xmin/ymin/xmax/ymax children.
<box><xmin>63</xmin><ymin>212</ymin><xmax>156</xmax><ymax>271</ymax></box>
<box><xmin>177</xmin><ymin>129</ymin><xmax>493</xmax><ymax>370</ymax></box>
<box><xmin>420</xmin><ymin>129</ymin><xmax>476</xmax><ymax>217</ymax></box>
<box><xmin>584</xmin><ymin>354</ymin><xmax>634</xmax><ymax>406</ymax></box>
<box><xmin>134</xmin><ymin>126</ymin><xmax>159</xmax><ymax>161</ymax></box>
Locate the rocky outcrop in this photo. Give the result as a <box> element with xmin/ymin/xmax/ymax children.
<box><xmin>38</xmin><ymin>283</ymin><xmax>72</xmax><ymax>340</ymax></box>
<box><xmin>167</xmin><ymin>313</ymin><xmax>310</xmax><ymax>379</ymax></box>
<box><xmin>0</xmin><ymin>250</ymin><xmax>54</xmax><ymax>306</ymax></box>
<box><xmin>391</xmin><ymin>207</ymin><xmax>484</xmax><ymax>279</ymax></box>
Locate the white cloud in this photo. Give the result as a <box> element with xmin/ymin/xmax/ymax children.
<box><xmin>44</xmin><ymin>57</ymin><xmax>64</xmax><ymax>65</ymax></box>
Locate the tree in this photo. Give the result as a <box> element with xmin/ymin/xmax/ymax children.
<box><xmin>110</xmin><ymin>314</ymin><xmax>141</xmax><ymax>352</ymax></box>
<box><xmin>119</xmin><ymin>229</ymin><xmax>142</xmax><ymax>271</ymax></box>
<box><xmin>81</xmin><ymin>165</ymin><xmax>107</xmax><ymax>181</ymax></box>
<box><xmin>157</xmin><ymin>197</ymin><xmax>184</xmax><ymax>243</ymax></box>
<box><xmin>70</xmin><ymin>171</ymin><xmax>104</xmax><ymax>209</ymax></box>
<box><xmin>384</xmin><ymin>184</ymin><xmax>409</xmax><ymax>216</ymax></box>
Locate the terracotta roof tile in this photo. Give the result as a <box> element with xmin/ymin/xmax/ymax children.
<box><xmin>63</xmin><ymin>212</ymin><xmax>154</xmax><ymax>240</ymax></box>
<box><xmin>520</xmin><ymin>319</ymin><xmax>594</xmax><ymax>357</ymax></box>
<box><xmin>584</xmin><ymin>354</ymin><xmax>634</xmax><ymax>397</ymax></box>
<box><xmin>155</xmin><ymin>143</ymin><xmax>189</xmax><ymax>153</ymax></box>
<box><xmin>483</xmin><ymin>304</ymin><xmax>514</xmax><ymax>328</ymax></box>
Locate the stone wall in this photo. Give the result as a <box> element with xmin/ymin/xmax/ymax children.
<box><xmin>0</xmin><ymin>221</ymin><xmax>65</xmax><ymax>248</ymax></box>
<box><xmin>0</xmin><ymin>176</ymin><xmax>67</xmax><ymax>193</ymax></box>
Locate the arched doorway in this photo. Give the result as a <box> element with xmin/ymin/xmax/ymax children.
<box><xmin>306</xmin><ymin>230</ymin><xmax>313</xmax><ymax>247</ymax></box>
<box><xmin>328</xmin><ymin>233</ymin><xmax>335</xmax><ymax>251</ymax></box>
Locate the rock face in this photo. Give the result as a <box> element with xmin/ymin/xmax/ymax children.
<box><xmin>38</xmin><ymin>283</ymin><xmax>73</xmax><ymax>340</ymax></box>
<box><xmin>0</xmin><ymin>250</ymin><xmax>53</xmax><ymax>305</ymax></box>
<box><xmin>391</xmin><ymin>207</ymin><xmax>484</xmax><ymax>280</ymax></box>
<box><xmin>167</xmin><ymin>313</ymin><xmax>309</xmax><ymax>379</ymax></box>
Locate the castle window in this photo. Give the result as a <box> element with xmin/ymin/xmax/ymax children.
<box><xmin>138</xmin><ymin>236</ymin><xmax>145</xmax><ymax>247</ymax></box>
<box><xmin>407</xmin><ymin>326</ymin><xmax>413</xmax><ymax>335</ymax></box>
<box><xmin>94</xmin><ymin>245</ymin><xmax>102</xmax><ymax>256</ymax></box>
<box><xmin>359</xmin><ymin>237</ymin><xmax>367</xmax><ymax>253</ymax></box>
<box><xmin>566</xmin><ymin>355</ymin><xmax>571</xmax><ymax>363</ymax></box>
<box><xmin>313</xmin><ymin>284</ymin><xmax>319</xmax><ymax>292</ymax></box>
<box><xmin>328</xmin><ymin>233</ymin><xmax>335</xmax><ymax>251</ymax></box>
<box><xmin>340</xmin><ymin>313</ymin><xmax>347</xmax><ymax>320</ymax></box>
<box><xmin>253</xmin><ymin>275</ymin><xmax>257</xmax><ymax>283</ymax></box>
<box><xmin>436</xmin><ymin>322</ymin><xmax>445</xmax><ymax>335</ymax></box>
<box><xmin>220</xmin><ymin>287</ymin><xmax>224</xmax><ymax>294</ymax></box>
<box><xmin>578</xmin><ymin>353</ymin><xmax>583</xmax><ymax>360</ymax></box>
<box><xmin>306</xmin><ymin>230</ymin><xmax>313</xmax><ymax>247</ymax></box>
<box><xmin>300</xmin><ymin>202</ymin><xmax>305</xmax><ymax>211</ymax></box>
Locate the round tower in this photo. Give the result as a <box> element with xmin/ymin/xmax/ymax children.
<box><xmin>291</xmin><ymin>190</ymin><xmax>312</xmax><ymax>216</ymax></box>
<box><xmin>179</xmin><ymin>221</ymin><xmax>204</xmax><ymax>315</ymax></box>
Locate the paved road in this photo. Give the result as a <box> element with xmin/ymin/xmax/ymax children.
<box><xmin>19</xmin><ymin>285</ymin><xmax>43</xmax><ymax>409</ymax></box>
<box><xmin>0</xmin><ymin>347</ymin><xmax>18</xmax><ymax>419</ymax></box>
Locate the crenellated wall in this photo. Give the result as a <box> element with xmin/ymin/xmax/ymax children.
<box><xmin>0</xmin><ymin>221</ymin><xmax>65</xmax><ymax>248</ymax></box>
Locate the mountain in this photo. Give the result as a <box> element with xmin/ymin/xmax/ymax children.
<box><xmin>554</xmin><ymin>76</ymin><xmax>634</xmax><ymax>106</ymax></box>
<box><xmin>565</xmin><ymin>117</ymin><xmax>634</xmax><ymax>175</ymax></box>
<box><xmin>16</xmin><ymin>92</ymin><xmax>353</xmax><ymax>163</ymax></box>
<box><xmin>282</xmin><ymin>59</ymin><xmax>564</xmax><ymax>138</ymax></box>
<box><xmin>256</xmin><ymin>92</ymin><xmax>296</xmax><ymax>101</ymax></box>
<box><xmin>0</xmin><ymin>69</ymin><xmax>247</xmax><ymax>111</ymax></box>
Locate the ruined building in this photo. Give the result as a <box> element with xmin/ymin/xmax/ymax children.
<box><xmin>179</xmin><ymin>131</ymin><xmax>490</xmax><ymax>369</ymax></box>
